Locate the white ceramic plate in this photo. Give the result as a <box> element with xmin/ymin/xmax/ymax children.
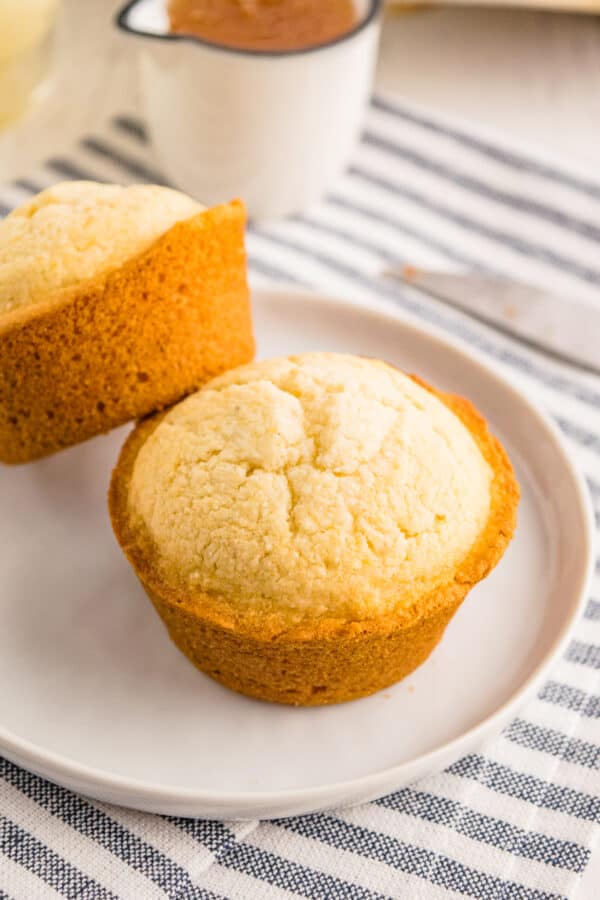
<box><xmin>0</xmin><ymin>288</ymin><xmax>593</xmax><ymax>819</ymax></box>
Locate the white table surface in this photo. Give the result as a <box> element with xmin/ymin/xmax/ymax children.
<box><xmin>0</xmin><ymin>2</ymin><xmax>598</xmax><ymax>895</ymax></box>
<box><xmin>377</xmin><ymin>6</ymin><xmax>600</xmax><ymax>167</ymax></box>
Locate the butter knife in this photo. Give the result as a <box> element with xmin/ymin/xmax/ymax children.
<box><xmin>385</xmin><ymin>266</ymin><xmax>600</xmax><ymax>375</ymax></box>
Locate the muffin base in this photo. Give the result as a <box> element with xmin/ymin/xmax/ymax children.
<box><xmin>0</xmin><ymin>200</ymin><xmax>254</xmax><ymax>464</ymax></box>
<box><xmin>144</xmin><ymin>580</ymin><xmax>467</xmax><ymax>705</ymax></box>
<box><xmin>109</xmin><ymin>379</ymin><xmax>519</xmax><ymax>706</ymax></box>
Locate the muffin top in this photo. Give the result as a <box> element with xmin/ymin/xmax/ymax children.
<box><xmin>127</xmin><ymin>353</ymin><xmax>493</xmax><ymax>621</ymax></box>
<box><xmin>0</xmin><ymin>181</ymin><xmax>202</xmax><ymax>314</ymax></box>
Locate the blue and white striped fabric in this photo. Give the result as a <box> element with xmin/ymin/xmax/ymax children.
<box><xmin>1</xmin><ymin>93</ymin><xmax>599</xmax><ymax>899</ymax></box>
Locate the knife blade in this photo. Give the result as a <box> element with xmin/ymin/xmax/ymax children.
<box><xmin>385</xmin><ymin>266</ymin><xmax>600</xmax><ymax>375</ymax></box>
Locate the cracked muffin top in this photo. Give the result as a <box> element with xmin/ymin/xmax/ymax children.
<box><xmin>0</xmin><ymin>181</ymin><xmax>202</xmax><ymax>315</ymax></box>
<box><xmin>125</xmin><ymin>353</ymin><xmax>493</xmax><ymax>621</ymax></box>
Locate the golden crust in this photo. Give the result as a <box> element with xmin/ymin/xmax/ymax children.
<box><xmin>109</xmin><ymin>374</ymin><xmax>519</xmax><ymax>706</ymax></box>
<box><xmin>0</xmin><ymin>200</ymin><xmax>254</xmax><ymax>463</ymax></box>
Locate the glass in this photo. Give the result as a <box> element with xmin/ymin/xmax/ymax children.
<box><xmin>0</xmin><ymin>0</ymin><xmax>61</xmax><ymax>129</ymax></box>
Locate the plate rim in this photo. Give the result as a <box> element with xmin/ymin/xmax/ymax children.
<box><xmin>0</xmin><ymin>285</ymin><xmax>595</xmax><ymax>817</ymax></box>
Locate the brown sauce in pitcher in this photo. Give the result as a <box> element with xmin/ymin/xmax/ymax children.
<box><xmin>168</xmin><ymin>0</ymin><xmax>359</xmax><ymax>52</ymax></box>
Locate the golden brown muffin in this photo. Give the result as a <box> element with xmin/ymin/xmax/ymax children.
<box><xmin>110</xmin><ymin>353</ymin><xmax>519</xmax><ymax>706</ymax></box>
<box><xmin>0</xmin><ymin>182</ymin><xmax>254</xmax><ymax>463</ymax></box>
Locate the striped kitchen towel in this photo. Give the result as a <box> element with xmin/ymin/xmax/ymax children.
<box><xmin>1</xmin><ymin>93</ymin><xmax>599</xmax><ymax>900</ymax></box>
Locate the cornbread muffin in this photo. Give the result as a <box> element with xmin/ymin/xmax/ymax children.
<box><xmin>110</xmin><ymin>353</ymin><xmax>519</xmax><ymax>705</ymax></box>
<box><xmin>0</xmin><ymin>182</ymin><xmax>254</xmax><ymax>463</ymax></box>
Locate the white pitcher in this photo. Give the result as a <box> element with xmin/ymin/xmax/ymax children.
<box><xmin>116</xmin><ymin>0</ymin><xmax>382</xmax><ymax>219</ymax></box>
